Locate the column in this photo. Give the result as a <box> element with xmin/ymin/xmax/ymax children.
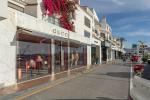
<box><xmin>61</xmin><ymin>41</ymin><xmax>64</xmax><ymax>67</ymax></box>
<box><xmin>67</xmin><ymin>40</ymin><xmax>70</xmax><ymax>75</ymax></box>
<box><xmin>87</xmin><ymin>45</ymin><xmax>91</xmax><ymax>69</ymax></box>
<box><xmin>51</xmin><ymin>39</ymin><xmax>55</xmax><ymax>80</ymax></box>
<box><xmin>110</xmin><ymin>47</ymin><xmax>113</xmax><ymax>61</ymax></box>
<box><xmin>99</xmin><ymin>42</ymin><xmax>102</xmax><ymax>64</ymax></box>
<box><xmin>106</xmin><ymin>48</ymin><xmax>109</xmax><ymax>62</ymax></box>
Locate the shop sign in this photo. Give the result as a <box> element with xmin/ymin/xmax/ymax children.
<box><xmin>92</xmin><ymin>38</ymin><xmax>100</xmax><ymax>45</ymax></box>
<box><xmin>51</xmin><ymin>28</ymin><xmax>69</xmax><ymax>38</ymax></box>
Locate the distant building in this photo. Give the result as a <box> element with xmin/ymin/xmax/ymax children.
<box><xmin>132</xmin><ymin>44</ymin><xmax>137</xmax><ymax>48</ymax></box>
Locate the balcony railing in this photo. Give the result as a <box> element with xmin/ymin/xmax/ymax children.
<box><xmin>11</xmin><ymin>10</ymin><xmax>90</xmax><ymax>45</ymax></box>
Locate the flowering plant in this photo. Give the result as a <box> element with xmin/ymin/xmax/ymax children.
<box><xmin>43</xmin><ymin>0</ymin><xmax>77</xmax><ymax>31</ymax></box>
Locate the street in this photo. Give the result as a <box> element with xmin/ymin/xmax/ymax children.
<box><xmin>14</xmin><ymin>62</ymin><xmax>131</xmax><ymax>100</ymax></box>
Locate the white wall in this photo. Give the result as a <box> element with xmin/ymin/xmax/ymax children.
<box><xmin>0</xmin><ymin>0</ymin><xmax>8</xmax><ymax>20</ymax></box>
<box><xmin>0</xmin><ymin>9</ymin><xmax>17</xmax><ymax>87</ymax></box>
<box><xmin>74</xmin><ymin>6</ymin><xmax>92</xmax><ymax>37</ymax></box>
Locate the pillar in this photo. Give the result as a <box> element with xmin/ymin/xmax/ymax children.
<box><xmin>67</xmin><ymin>40</ymin><xmax>70</xmax><ymax>75</ymax></box>
<box><xmin>51</xmin><ymin>39</ymin><xmax>55</xmax><ymax>80</ymax></box>
<box><xmin>106</xmin><ymin>48</ymin><xmax>109</xmax><ymax>62</ymax></box>
<box><xmin>61</xmin><ymin>41</ymin><xmax>64</xmax><ymax>67</ymax></box>
<box><xmin>87</xmin><ymin>45</ymin><xmax>91</xmax><ymax>69</ymax></box>
<box><xmin>99</xmin><ymin>42</ymin><xmax>102</xmax><ymax>64</ymax></box>
<box><xmin>110</xmin><ymin>47</ymin><xmax>113</xmax><ymax>61</ymax></box>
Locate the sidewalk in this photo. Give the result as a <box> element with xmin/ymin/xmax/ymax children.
<box><xmin>23</xmin><ymin>61</ymin><xmax>130</xmax><ymax>100</ymax></box>
<box><xmin>0</xmin><ymin>63</ymin><xmax>109</xmax><ymax>100</ymax></box>
<box><xmin>0</xmin><ymin>60</ymin><xmax>130</xmax><ymax>100</ymax></box>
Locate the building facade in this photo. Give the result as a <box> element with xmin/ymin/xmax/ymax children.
<box><xmin>100</xmin><ymin>17</ymin><xmax>124</xmax><ymax>63</ymax></box>
<box><xmin>0</xmin><ymin>0</ymin><xmax>124</xmax><ymax>88</ymax></box>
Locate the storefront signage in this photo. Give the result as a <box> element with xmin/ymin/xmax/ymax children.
<box><xmin>51</xmin><ymin>28</ymin><xmax>69</xmax><ymax>38</ymax></box>
<box><xmin>91</xmin><ymin>38</ymin><xmax>100</xmax><ymax>46</ymax></box>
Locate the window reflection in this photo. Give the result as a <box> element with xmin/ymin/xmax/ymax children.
<box><xmin>17</xmin><ymin>34</ymin><xmax>51</xmax><ymax>82</ymax></box>
<box><xmin>54</xmin><ymin>41</ymin><xmax>68</xmax><ymax>73</ymax></box>
<box><xmin>70</xmin><ymin>43</ymin><xmax>87</xmax><ymax>69</ymax></box>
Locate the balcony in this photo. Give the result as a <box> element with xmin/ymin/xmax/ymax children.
<box><xmin>13</xmin><ymin>10</ymin><xmax>90</xmax><ymax>44</ymax></box>
<box><xmin>0</xmin><ymin>0</ymin><xmax>8</xmax><ymax>21</ymax></box>
<box><xmin>101</xmin><ymin>41</ymin><xmax>111</xmax><ymax>47</ymax></box>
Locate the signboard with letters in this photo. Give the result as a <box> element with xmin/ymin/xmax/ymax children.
<box><xmin>51</xmin><ymin>28</ymin><xmax>69</xmax><ymax>39</ymax></box>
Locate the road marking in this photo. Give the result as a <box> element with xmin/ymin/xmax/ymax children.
<box><xmin>16</xmin><ymin>75</ymin><xmax>77</xmax><ymax>100</ymax></box>
<box><xmin>16</xmin><ymin>64</ymin><xmax>107</xmax><ymax>100</ymax></box>
<box><xmin>130</xmin><ymin>62</ymin><xmax>133</xmax><ymax>90</ymax></box>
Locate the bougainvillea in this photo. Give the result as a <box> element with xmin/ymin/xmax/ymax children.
<box><xmin>43</xmin><ymin>0</ymin><xmax>77</xmax><ymax>31</ymax></box>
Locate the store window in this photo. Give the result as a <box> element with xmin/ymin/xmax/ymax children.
<box><xmin>17</xmin><ymin>33</ymin><xmax>51</xmax><ymax>82</ymax></box>
<box><xmin>70</xmin><ymin>43</ymin><xmax>87</xmax><ymax>69</ymax></box>
<box><xmin>54</xmin><ymin>41</ymin><xmax>68</xmax><ymax>73</ymax></box>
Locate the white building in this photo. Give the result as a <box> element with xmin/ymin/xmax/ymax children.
<box><xmin>0</xmin><ymin>0</ymin><xmax>124</xmax><ymax>89</ymax></box>
<box><xmin>100</xmin><ymin>17</ymin><xmax>125</xmax><ymax>62</ymax></box>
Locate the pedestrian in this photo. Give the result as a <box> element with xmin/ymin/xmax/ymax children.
<box><xmin>142</xmin><ymin>59</ymin><xmax>150</xmax><ymax>80</ymax></box>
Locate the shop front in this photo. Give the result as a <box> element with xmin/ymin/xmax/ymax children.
<box><xmin>16</xmin><ymin>29</ymin><xmax>87</xmax><ymax>82</ymax></box>
<box><xmin>17</xmin><ymin>33</ymin><xmax>52</xmax><ymax>82</ymax></box>
<box><xmin>91</xmin><ymin>39</ymin><xmax>101</xmax><ymax>65</ymax></box>
<box><xmin>101</xmin><ymin>41</ymin><xmax>111</xmax><ymax>63</ymax></box>
<box><xmin>70</xmin><ymin>42</ymin><xmax>87</xmax><ymax>69</ymax></box>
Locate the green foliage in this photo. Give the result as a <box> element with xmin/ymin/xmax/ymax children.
<box><xmin>142</xmin><ymin>55</ymin><xmax>148</xmax><ymax>62</ymax></box>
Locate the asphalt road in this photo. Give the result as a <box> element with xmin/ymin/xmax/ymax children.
<box><xmin>24</xmin><ymin>62</ymin><xmax>130</xmax><ymax>100</ymax></box>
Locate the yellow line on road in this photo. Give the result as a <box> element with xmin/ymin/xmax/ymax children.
<box><xmin>16</xmin><ymin>76</ymin><xmax>76</xmax><ymax>100</ymax></box>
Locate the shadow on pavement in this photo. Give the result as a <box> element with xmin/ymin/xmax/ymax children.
<box><xmin>96</xmin><ymin>97</ymin><xmax>126</xmax><ymax>100</ymax></box>
<box><xmin>56</xmin><ymin>98</ymin><xmax>126</xmax><ymax>100</ymax></box>
<box><xmin>106</xmin><ymin>72</ymin><xmax>130</xmax><ymax>78</ymax></box>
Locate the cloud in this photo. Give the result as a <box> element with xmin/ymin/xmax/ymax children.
<box><xmin>118</xmin><ymin>24</ymin><xmax>133</xmax><ymax>30</ymax></box>
<box><xmin>80</xmin><ymin>0</ymin><xmax>150</xmax><ymax>14</ymax></box>
<box><xmin>112</xmin><ymin>0</ymin><xmax>125</xmax><ymax>5</ymax></box>
<box><xmin>114</xmin><ymin>16</ymin><xmax>150</xmax><ymax>26</ymax></box>
<box><xmin>127</xmin><ymin>29</ymin><xmax>150</xmax><ymax>36</ymax></box>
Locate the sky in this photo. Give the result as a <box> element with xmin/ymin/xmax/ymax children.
<box><xmin>80</xmin><ymin>0</ymin><xmax>150</xmax><ymax>48</ymax></box>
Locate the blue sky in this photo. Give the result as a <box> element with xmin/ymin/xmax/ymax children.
<box><xmin>80</xmin><ymin>0</ymin><xmax>150</xmax><ymax>48</ymax></box>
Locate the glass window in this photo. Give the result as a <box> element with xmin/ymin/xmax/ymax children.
<box><xmin>84</xmin><ymin>16</ymin><xmax>91</xmax><ymax>28</ymax></box>
<box><xmin>48</xmin><ymin>16</ymin><xmax>60</xmax><ymax>26</ymax></box>
<box><xmin>70</xmin><ymin>43</ymin><xmax>87</xmax><ymax>69</ymax></box>
<box><xmin>54</xmin><ymin>41</ymin><xmax>68</xmax><ymax>73</ymax></box>
<box><xmin>17</xmin><ymin>33</ymin><xmax>51</xmax><ymax>82</ymax></box>
<box><xmin>84</xmin><ymin>30</ymin><xmax>90</xmax><ymax>38</ymax></box>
